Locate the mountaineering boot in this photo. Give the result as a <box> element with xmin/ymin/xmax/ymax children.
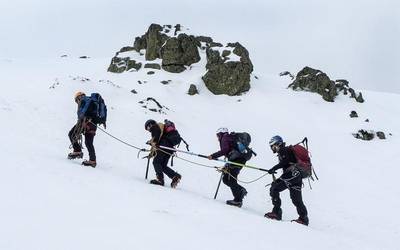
<box><xmin>170</xmin><ymin>173</ymin><xmax>182</xmax><ymax>188</ymax></box>
<box><xmin>239</xmin><ymin>188</ymin><xmax>248</xmax><ymax>201</ymax></box>
<box><xmin>291</xmin><ymin>217</ymin><xmax>309</xmax><ymax>226</ymax></box>
<box><xmin>264</xmin><ymin>208</ymin><xmax>282</xmax><ymax>221</ymax></box>
<box><xmin>150</xmin><ymin>175</ymin><xmax>165</xmax><ymax>186</ymax></box>
<box><xmin>68</xmin><ymin>151</ymin><xmax>83</xmax><ymax>160</ymax></box>
<box><xmin>226</xmin><ymin>200</ymin><xmax>243</xmax><ymax>207</ymax></box>
<box><xmin>82</xmin><ymin>160</ymin><xmax>97</xmax><ymax>168</ymax></box>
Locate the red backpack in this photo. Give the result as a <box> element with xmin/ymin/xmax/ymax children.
<box><xmin>289</xmin><ymin>138</ymin><xmax>317</xmax><ymax>179</ymax></box>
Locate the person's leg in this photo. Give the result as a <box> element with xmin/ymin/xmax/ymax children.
<box><xmin>227</xmin><ymin>167</ymin><xmax>246</xmax><ymax>201</ymax></box>
<box><xmin>84</xmin><ymin>123</ymin><xmax>97</xmax><ymax>162</ymax></box>
<box><xmin>289</xmin><ymin>181</ymin><xmax>308</xmax><ymax>223</ymax></box>
<box><xmin>268</xmin><ymin>179</ymin><xmax>288</xmax><ymax>218</ymax></box>
<box><xmin>68</xmin><ymin>125</ymin><xmax>82</xmax><ymax>152</ymax></box>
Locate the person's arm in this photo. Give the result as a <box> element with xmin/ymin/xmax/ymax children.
<box><xmin>150</xmin><ymin>125</ymin><xmax>162</xmax><ymax>145</ymax></box>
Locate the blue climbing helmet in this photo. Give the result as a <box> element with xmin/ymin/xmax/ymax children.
<box><xmin>269</xmin><ymin>135</ymin><xmax>283</xmax><ymax>147</ymax></box>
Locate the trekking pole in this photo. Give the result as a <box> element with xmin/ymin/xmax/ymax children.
<box><xmin>214</xmin><ymin>172</ymin><xmax>224</xmax><ymax>199</ymax></box>
<box><xmin>145</xmin><ymin>155</ymin><xmax>151</xmax><ymax>180</ymax></box>
<box><xmin>158</xmin><ymin>146</ymin><xmax>269</xmax><ymax>172</ymax></box>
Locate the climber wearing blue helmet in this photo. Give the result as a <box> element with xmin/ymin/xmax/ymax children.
<box><xmin>265</xmin><ymin>135</ymin><xmax>309</xmax><ymax>226</ymax></box>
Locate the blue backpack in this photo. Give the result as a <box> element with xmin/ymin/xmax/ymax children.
<box><xmin>78</xmin><ymin>93</ymin><xmax>107</xmax><ymax>125</ymax></box>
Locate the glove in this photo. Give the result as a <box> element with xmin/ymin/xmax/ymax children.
<box><xmin>207</xmin><ymin>155</ymin><xmax>213</xmax><ymax>160</ymax></box>
<box><xmin>267</xmin><ymin>168</ymin><xmax>277</xmax><ymax>174</ymax></box>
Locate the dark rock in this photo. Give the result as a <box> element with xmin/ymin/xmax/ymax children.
<box><xmin>147</xmin><ymin>71</ymin><xmax>155</xmax><ymax>75</ymax></box>
<box><xmin>254</xmin><ymin>75</ymin><xmax>259</xmax><ymax>79</ymax></box>
<box><xmin>365</xmin><ymin>119</ymin><xmax>369</xmax><ymax>122</ymax></box>
<box><xmin>174</xmin><ymin>24</ymin><xmax>181</xmax><ymax>36</ymax></box>
<box><xmin>144</xmin><ymin>63</ymin><xmax>161</xmax><ymax>70</ymax></box>
<box><xmin>288</xmin><ymin>67</ymin><xmax>337</xmax><ymax>102</ymax></box>
<box><xmin>134</xmin><ymin>35</ymin><xmax>147</xmax><ymax>52</ymax></box>
<box><xmin>352</xmin><ymin>130</ymin><xmax>375</xmax><ymax>141</ymax></box>
<box><xmin>160</xmin><ymin>34</ymin><xmax>200</xmax><ymax>73</ymax></box>
<box><xmin>209</xmin><ymin>42</ymin><xmax>223</xmax><ymax>47</ymax></box>
<box><xmin>138</xmin><ymin>80</ymin><xmax>143</xmax><ymax>84</ymax></box>
<box><xmin>162</xmin><ymin>65</ymin><xmax>186</xmax><ymax>73</ymax></box>
<box><xmin>119</xmin><ymin>46</ymin><xmax>135</xmax><ymax>53</ymax></box>
<box><xmin>279</xmin><ymin>71</ymin><xmax>294</xmax><ymax>80</ymax></box>
<box><xmin>350</xmin><ymin>111</ymin><xmax>358</xmax><ymax>118</ymax></box>
<box><xmin>222</xmin><ymin>50</ymin><xmax>231</xmax><ymax>57</ymax></box>
<box><xmin>79</xmin><ymin>56</ymin><xmax>89</xmax><ymax>59</ymax></box>
<box><xmin>188</xmin><ymin>84</ymin><xmax>199</xmax><ymax>95</ymax></box>
<box><xmin>356</xmin><ymin>93</ymin><xmax>364</xmax><ymax>103</ymax></box>
<box><xmin>196</xmin><ymin>36</ymin><xmax>213</xmax><ymax>44</ymax></box>
<box><xmin>160</xmin><ymin>80</ymin><xmax>170</xmax><ymax>85</ymax></box>
<box><xmin>108</xmin><ymin>57</ymin><xmax>141</xmax><ymax>73</ymax></box>
<box><xmin>61</xmin><ymin>55</ymin><xmax>68</xmax><ymax>58</ymax></box>
<box><xmin>203</xmin><ymin>42</ymin><xmax>253</xmax><ymax>96</ymax></box>
<box><xmin>145</xmin><ymin>24</ymin><xmax>169</xmax><ymax>61</ymax></box>
<box><xmin>131</xmin><ymin>89</ymin><xmax>138</xmax><ymax>94</ymax></box>
<box><xmin>376</xmin><ymin>131</ymin><xmax>386</xmax><ymax>139</ymax></box>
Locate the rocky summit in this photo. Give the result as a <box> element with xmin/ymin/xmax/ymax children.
<box><xmin>108</xmin><ymin>24</ymin><xmax>253</xmax><ymax>96</ymax></box>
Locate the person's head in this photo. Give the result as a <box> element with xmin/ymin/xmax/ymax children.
<box><xmin>74</xmin><ymin>91</ymin><xmax>85</xmax><ymax>104</ymax></box>
<box><xmin>145</xmin><ymin>119</ymin><xmax>157</xmax><ymax>131</ymax></box>
<box><xmin>216</xmin><ymin>127</ymin><xmax>229</xmax><ymax>140</ymax></box>
<box><xmin>269</xmin><ymin>135</ymin><xmax>284</xmax><ymax>153</ymax></box>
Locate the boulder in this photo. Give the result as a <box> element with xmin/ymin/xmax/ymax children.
<box><xmin>108</xmin><ymin>57</ymin><xmax>142</xmax><ymax>73</ymax></box>
<box><xmin>202</xmin><ymin>42</ymin><xmax>253</xmax><ymax>96</ymax></box>
<box><xmin>196</xmin><ymin>36</ymin><xmax>213</xmax><ymax>44</ymax></box>
<box><xmin>352</xmin><ymin>130</ymin><xmax>375</xmax><ymax>141</ymax></box>
<box><xmin>145</xmin><ymin>24</ymin><xmax>169</xmax><ymax>61</ymax></box>
<box><xmin>144</xmin><ymin>63</ymin><xmax>161</xmax><ymax>70</ymax></box>
<box><xmin>160</xmin><ymin>34</ymin><xmax>200</xmax><ymax>73</ymax></box>
<box><xmin>133</xmin><ymin>35</ymin><xmax>147</xmax><ymax>52</ymax></box>
<box><xmin>350</xmin><ymin>111</ymin><xmax>358</xmax><ymax>118</ymax></box>
<box><xmin>288</xmin><ymin>67</ymin><xmax>337</xmax><ymax>102</ymax></box>
<box><xmin>188</xmin><ymin>84</ymin><xmax>199</xmax><ymax>95</ymax></box>
<box><xmin>376</xmin><ymin>131</ymin><xmax>386</xmax><ymax>139</ymax></box>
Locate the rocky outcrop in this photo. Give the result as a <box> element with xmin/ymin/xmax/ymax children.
<box><xmin>108</xmin><ymin>57</ymin><xmax>142</xmax><ymax>73</ymax></box>
<box><xmin>288</xmin><ymin>67</ymin><xmax>364</xmax><ymax>103</ymax></box>
<box><xmin>108</xmin><ymin>24</ymin><xmax>254</xmax><ymax>96</ymax></box>
<box><xmin>202</xmin><ymin>42</ymin><xmax>253</xmax><ymax>96</ymax></box>
<box><xmin>160</xmin><ymin>34</ymin><xmax>201</xmax><ymax>73</ymax></box>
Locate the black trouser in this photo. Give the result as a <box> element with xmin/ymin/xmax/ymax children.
<box><xmin>270</xmin><ymin>170</ymin><xmax>308</xmax><ymax>219</ymax></box>
<box><xmin>223</xmin><ymin>158</ymin><xmax>246</xmax><ymax>201</ymax></box>
<box><xmin>68</xmin><ymin>122</ymin><xmax>97</xmax><ymax>161</ymax></box>
<box><xmin>153</xmin><ymin>150</ymin><xmax>177</xmax><ymax>180</ymax></box>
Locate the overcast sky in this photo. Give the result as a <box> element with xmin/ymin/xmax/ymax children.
<box><xmin>1</xmin><ymin>0</ymin><xmax>399</xmax><ymax>93</ymax></box>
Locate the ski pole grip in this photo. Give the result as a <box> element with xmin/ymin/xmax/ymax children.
<box><xmin>198</xmin><ymin>154</ymin><xmax>209</xmax><ymax>158</ymax></box>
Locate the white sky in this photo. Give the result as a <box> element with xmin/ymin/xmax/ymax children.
<box><xmin>0</xmin><ymin>0</ymin><xmax>399</xmax><ymax>93</ymax></box>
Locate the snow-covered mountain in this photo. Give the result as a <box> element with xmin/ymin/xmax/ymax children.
<box><xmin>1</xmin><ymin>1</ymin><xmax>400</xmax><ymax>249</ymax></box>
<box><xmin>1</xmin><ymin>54</ymin><xmax>399</xmax><ymax>249</ymax></box>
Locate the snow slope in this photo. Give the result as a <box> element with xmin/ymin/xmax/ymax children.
<box><xmin>0</xmin><ymin>54</ymin><xmax>399</xmax><ymax>250</ymax></box>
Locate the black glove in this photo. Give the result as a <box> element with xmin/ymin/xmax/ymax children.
<box><xmin>267</xmin><ymin>168</ymin><xmax>277</xmax><ymax>174</ymax></box>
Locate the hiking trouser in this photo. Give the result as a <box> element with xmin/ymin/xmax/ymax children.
<box><xmin>223</xmin><ymin>158</ymin><xmax>246</xmax><ymax>202</ymax></box>
<box><xmin>68</xmin><ymin>122</ymin><xmax>97</xmax><ymax>161</ymax></box>
<box><xmin>270</xmin><ymin>171</ymin><xmax>308</xmax><ymax>219</ymax></box>
<box><xmin>153</xmin><ymin>150</ymin><xmax>176</xmax><ymax>180</ymax></box>
<box><xmin>68</xmin><ymin>124</ymin><xmax>82</xmax><ymax>152</ymax></box>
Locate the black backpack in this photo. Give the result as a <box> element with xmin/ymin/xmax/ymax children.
<box><xmin>163</xmin><ymin>120</ymin><xmax>182</xmax><ymax>147</ymax></box>
<box><xmin>229</xmin><ymin>132</ymin><xmax>257</xmax><ymax>161</ymax></box>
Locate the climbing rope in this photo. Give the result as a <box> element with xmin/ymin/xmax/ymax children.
<box><xmin>93</xmin><ymin>123</ymin><xmax>271</xmax><ymax>184</ymax></box>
